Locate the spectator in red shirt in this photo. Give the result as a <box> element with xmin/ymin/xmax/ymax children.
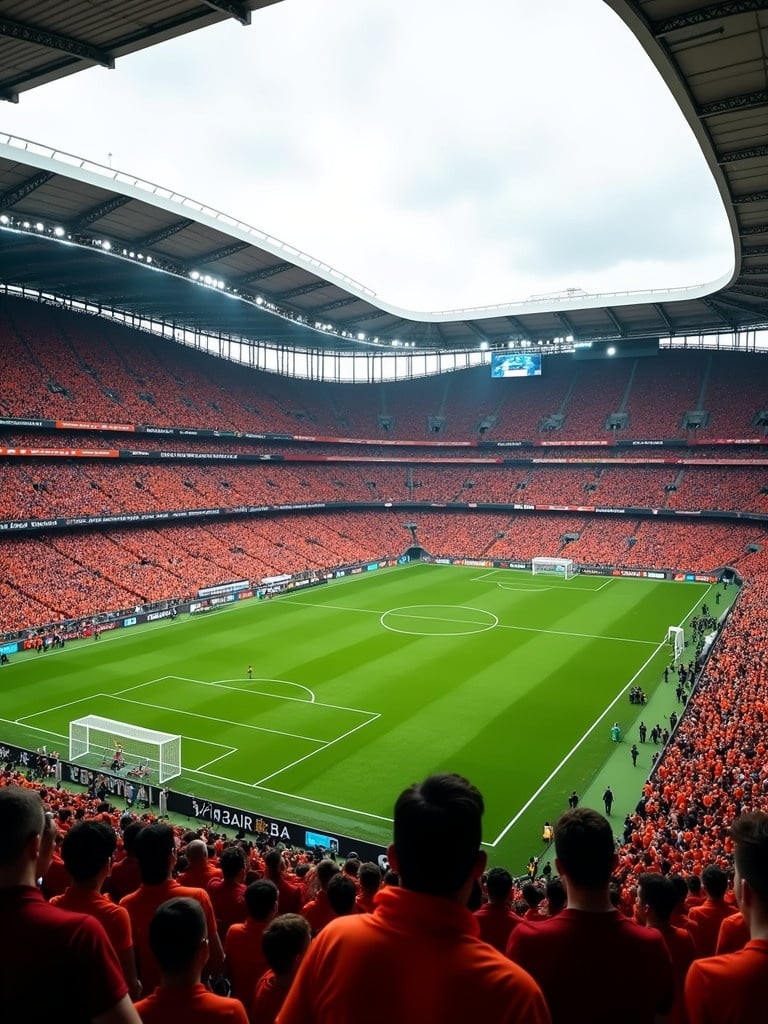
<box><xmin>51</xmin><ymin>819</ymin><xmax>141</xmax><ymax>1001</ymax></box>
<box><xmin>208</xmin><ymin>846</ymin><xmax>248</xmax><ymax>939</ymax></box>
<box><xmin>474</xmin><ymin>866</ymin><xmax>522</xmax><ymax>951</ymax></box>
<box><xmin>278</xmin><ymin>772</ymin><xmax>549</xmax><ymax>1024</ymax></box>
<box><xmin>354</xmin><ymin>862</ymin><xmax>381</xmax><ymax>914</ymax></box>
<box><xmin>178</xmin><ymin>838</ymin><xmax>222</xmax><ymax>889</ymax></box>
<box><xmin>251</xmin><ymin>914</ymin><xmax>311</xmax><ymax>1024</ymax></box>
<box><xmin>686</xmin><ymin>865</ymin><xmax>733</xmax><ymax>958</ymax></box>
<box><xmin>636</xmin><ymin>873</ymin><xmax>696</xmax><ymax>1024</ymax></box>
<box><xmin>686</xmin><ymin>812</ymin><xmax>768</xmax><ymax>1024</ymax></box>
<box><xmin>224</xmin><ymin>879</ymin><xmax>279</xmax><ymax>1009</ymax></box>
<box><xmin>507</xmin><ymin>808</ymin><xmax>674</xmax><ymax>1024</ymax></box>
<box><xmin>109</xmin><ymin>821</ymin><xmax>144</xmax><ymax>903</ymax></box>
<box><xmin>264</xmin><ymin>849</ymin><xmax>303</xmax><ymax>915</ymax></box>
<box><xmin>0</xmin><ymin>786</ymin><xmax>140</xmax><ymax>1024</ymax></box>
<box><xmin>300</xmin><ymin>859</ymin><xmax>340</xmax><ymax>935</ymax></box>
<box><xmin>135</xmin><ymin>897</ymin><xmax>247</xmax><ymax>1024</ymax></box>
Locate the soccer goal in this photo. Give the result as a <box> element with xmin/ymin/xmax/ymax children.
<box><xmin>69</xmin><ymin>715</ymin><xmax>182</xmax><ymax>783</ymax></box>
<box><xmin>667</xmin><ymin>626</ymin><xmax>685</xmax><ymax>662</ymax></box>
<box><xmin>531</xmin><ymin>556</ymin><xmax>576</xmax><ymax>580</ymax></box>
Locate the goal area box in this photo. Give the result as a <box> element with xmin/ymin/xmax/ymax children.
<box><xmin>531</xmin><ymin>557</ymin><xmax>576</xmax><ymax>580</ymax></box>
<box><xmin>69</xmin><ymin>715</ymin><xmax>181</xmax><ymax>784</ymax></box>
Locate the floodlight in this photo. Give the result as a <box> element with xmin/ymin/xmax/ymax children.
<box><xmin>256</xmin><ymin>295</ymin><xmax>264</xmax><ymax>304</ymax></box>
<box><xmin>190</xmin><ymin>270</ymin><xmax>200</xmax><ymax>280</ymax></box>
<box><xmin>102</xmin><ymin>240</ymin><xmax>111</xmax><ymax>251</ymax></box>
<box><xmin>607</xmin><ymin>346</ymin><xmax>616</xmax><ymax>356</ymax></box>
<box><xmin>480</xmin><ymin>341</ymin><xmax>488</xmax><ymax>350</ymax></box>
<box><xmin>53</xmin><ymin>226</ymin><xmax>65</xmax><ymax>237</ymax></box>
<box><xmin>0</xmin><ymin>214</ymin><xmax>8</xmax><ymax>225</ymax></box>
<box><xmin>357</xmin><ymin>332</ymin><xmax>365</xmax><ymax>341</ymax></box>
<box><xmin>35</xmin><ymin>222</ymin><xmax>44</xmax><ymax>231</ymax></box>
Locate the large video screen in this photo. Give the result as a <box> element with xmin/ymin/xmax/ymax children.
<box><xmin>491</xmin><ymin>352</ymin><xmax>542</xmax><ymax>378</ymax></box>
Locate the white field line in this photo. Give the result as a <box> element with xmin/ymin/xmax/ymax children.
<box><xmin>487</xmin><ymin>584</ymin><xmax>713</xmax><ymax>847</ymax></box>
<box><xmin>194</xmin><ymin>747</ymin><xmax>238</xmax><ymax>772</ymax></box>
<box><xmin>0</xmin><ymin>717</ymin><xmax>67</xmax><ymax>741</ymax></box>
<box><xmin>109</xmin><ymin>695</ymin><xmax>328</xmax><ymax>745</ymax></box>
<box><xmin>16</xmin><ymin>693</ymin><xmax>108</xmax><ymax>723</ymax></box>
<box><xmin>148</xmin><ymin>676</ymin><xmax>371</xmax><ymax>717</ymax></box>
<box><xmin>252</xmin><ymin>713</ymin><xmax>381</xmax><ymax>788</ymax></box>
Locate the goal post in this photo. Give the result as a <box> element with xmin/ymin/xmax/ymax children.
<box><xmin>68</xmin><ymin>715</ymin><xmax>182</xmax><ymax>784</ymax></box>
<box><xmin>531</xmin><ymin>556</ymin><xmax>576</xmax><ymax>580</ymax></box>
<box><xmin>667</xmin><ymin>626</ymin><xmax>685</xmax><ymax>662</ymax></box>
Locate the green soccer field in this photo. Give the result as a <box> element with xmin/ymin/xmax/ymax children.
<box><xmin>0</xmin><ymin>562</ymin><xmax>713</xmax><ymax>868</ymax></box>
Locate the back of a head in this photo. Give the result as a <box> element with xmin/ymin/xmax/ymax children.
<box><xmin>262</xmin><ymin>913</ymin><xmax>311</xmax><ymax>974</ymax></box>
<box><xmin>670</xmin><ymin>874</ymin><xmax>689</xmax><ymax>910</ymax></box>
<box><xmin>219</xmin><ymin>846</ymin><xmax>246</xmax><ymax>881</ymax></box>
<box><xmin>485</xmin><ymin>866</ymin><xmax>513</xmax><ymax>902</ymax></box>
<box><xmin>522</xmin><ymin>881</ymin><xmax>543</xmax><ymax>908</ymax></box>
<box><xmin>264</xmin><ymin>848</ymin><xmax>283</xmax><ymax>877</ymax></box>
<box><xmin>245</xmin><ymin>879</ymin><xmax>279</xmax><ymax>920</ymax></box>
<box><xmin>122</xmin><ymin>821</ymin><xmax>144</xmax><ymax>855</ymax></box>
<box><xmin>358</xmin><ymin>861</ymin><xmax>382</xmax><ymax>896</ymax></box>
<box><xmin>149</xmin><ymin>897</ymin><xmax>206</xmax><ymax>974</ymax></box>
<box><xmin>686</xmin><ymin>874</ymin><xmax>702</xmax><ymax>896</ymax></box>
<box><xmin>316</xmin><ymin>858</ymin><xmax>340</xmax><ymax>890</ymax></box>
<box><xmin>731</xmin><ymin>811</ymin><xmax>768</xmax><ymax>907</ymax></box>
<box><xmin>546</xmin><ymin>877</ymin><xmax>567</xmax><ymax>916</ymax></box>
<box><xmin>0</xmin><ymin>787</ymin><xmax>44</xmax><ymax>867</ymax></box>
<box><xmin>134</xmin><ymin>823</ymin><xmax>175</xmax><ymax>884</ymax></box>
<box><xmin>342</xmin><ymin>857</ymin><xmax>361</xmax><ymax>878</ymax></box>
<box><xmin>639</xmin><ymin>872</ymin><xmax>676</xmax><ymax>922</ymax></box>
<box><xmin>393</xmin><ymin>772</ymin><xmax>483</xmax><ymax>897</ymax></box>
<box><xmin>701</xmin><ymin>864</ymin><xmax>728</xmax><ymax>899</ymax></box>
<box><xmin>184</xmin><ymin>839</ymin><xmax>208</xmax><ymax>864</ymax></box>
<box><xmin>326</xmin><ymin>873</ymin><xmax>357</xmax><ymax>916</ymax></box>
<box><xmin>554</xmin><ymin>808</ymin><xmax>615</xmax><ymax>889</ymax></box>
<box><xmin>61</xmin><ymin>819</ymin><xmax>116</xmax><ymax>883</ymax></box>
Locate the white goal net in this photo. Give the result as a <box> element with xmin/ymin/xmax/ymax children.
<box><xmin>667</xmin><ymin>626</ymin><xmax>685</xmax><ymax>662</ymax></box>
<box><xmin>69</xmin><ymin>715</ymin><xmax>182</xmax><ymax>784</ymax></box>
<box><xmin>531</xmin><ymin>556</ymin><xmax>576</xmax><ymax>580</ymax></box>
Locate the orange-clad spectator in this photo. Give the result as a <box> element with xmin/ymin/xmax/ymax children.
<box><xmin>300</xmin><ymin>859</ymin><xmax>340</xmax><ymax>935</ymax></box>
<box><xmin>263</xmin><ymin>849</ymin><xmax>304</xmax><ymax>916</ymax></box>
<box><xmin>278</xmin><ymin>773</ymin><xmax>549</xmax><ymax>1024</ymax></box>
<box><xmin>121</xmin><ymin>824</ymin><xmax>224</xmax><ymax>994</ymax></box>
<box><xmin>224</xmin><ymin>880</ymin><xmax>279</xmax><ymax>1008</ymax></box>
<box><xmin>109</xmin><ymin>821</ymin><xmax>145</xmax><ymax>902</ymax></box>
<box><xmin>715</xmin><ymin>911</ymin><xmax>751</xmax><ymax>954</ymax></box>
<box><xmin>0</xmin><ymin>786</ymin><xmax>140</xmax><ymax>1024</ymax></box>
<box><xmin>685</xmin><ymin>812</ymin><xmax>768</xmax><ymax>1024</ymax></box>
<box><xmin>354</xmin><ymin>861</ymin><xmax>382</xmax><ymax>914</ymax></box>
<box><xmin>51</xmin><ymin>819</ymin><xmax>141</xmax><ymax>1000</ymax></box>
<box><xmin>687</xmin><ymin>866</ymin><xmax>734</xmax><ymax>958</ymax></box>
<box><xmin>208</xmin><ymin>846</ymin><xmax>248</xmax><ymax>939</ymax></box>
<box><xmin>636</xmin><ymin>873</ymin><xmax>696</xmax><ymax>1024</ymax></box>
<box><xmin>475</xmin><ymin>866</ymin><xmax>523</xmax><ymax>952</ymax></box>
<box><xmin>251</xmin><ymin>914</ymin><xmax>311</xmax><ymax>1024</ymax></box>
<box><xmin>135</xmin><ymin>897</ymin><xmax>247</xmax><ymax>1024</ymax></box>
<box><xmin>178</xmin><ymin>838</ymin><xmax>222</xmax><ymax>889</ymax></box>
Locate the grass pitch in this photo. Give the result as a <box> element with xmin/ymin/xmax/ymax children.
<box><xmin>0</xmin><ymin>562</ymin><xmax>712</xmax><ymax>869</ymax></box>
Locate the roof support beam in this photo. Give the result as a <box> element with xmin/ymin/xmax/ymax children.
<box><xmin>742</xmin><ymin>245</ymin><xmax>768</xmax><ymax>258</ymax></box>
<box><xmin>729</xmin><ymin>284</ymin><xmax>768</xmax><ymax>299</ymax></box>
<box><xmin>135</xmin><ymin>219</ymin><xmax>194</xmax><ymax>248</ymax></box>
<box><xmin>505</xmin><ymin>315</ymin><xmax>532</xmax><ymax>342</ymax></box>
<box><xmin>698</xmin><ymin>90</ymin><xmax>768</xmax><ymax>118</ymax></box>
<box><xmin>653</xmin><ymin>303</ymin><xmax>674</xmax><ymax>333</ymax></box>
<box><xmin>555</xmin><ymin>311</ymin><xmax>577</xmax><ymax>338</ymax></box>
<box><xmin>719</xmin><ymin>144</ymin><xmax>768</xmax><ymax>164</ymax></box>
<box><xmin>236</xmin><ymin>262</ymin><xmax>292</xmax><ymax>284</ymax></box>
<box><xmin>740</xmin><ymin>265</ymin><xmax>768</xmax><ymax>275</ymax></box>
<box><xmin>189</xmin><ymin>240</ymin><xmax>250</xmax><ymax>266</ymax></box>
<box><xmin>654</xmin><ymin>2</ymin><xmax>768</xmax><ymax>36</ymax></box>
<box><xmin>700</xmin><ymin>297</ymin><xmax>737</xmax><ymax>327</ymax></box>
<box><xmin>0</xmin><ymin>17</ymin><xmax>115</xmax><ymax>68</ymax></box>
<box><xmin>741</xmin><ymin>223</ymin><xmax>768</xmax><ymax>235</ymax></box>
<box><xmin>315</xmin><ymin>297</ymin><xmax>359</xmax><ymax>313</ymax></box>
<box><xmin>732</xmin><ymin>190</ymin><xmax>768</xmax><ymax>204</ymax></box>
<box><xmin>276</xmin><ymin>281</ymin><xmax>329</xmax><ymax>300</ymax></box>
<box><xmin>71</xmin><ymin>194</ymin><xmax>131</xmax><ymax>230</ymax></box>
<box><xmin>202</xmin><ymin>2</ymin><xmax>252</xmax><ymax>26</ymax></box>
<box><xmin>0</xmin><ymin>169</ymin><xmax>54</xmax><ymax>209</ymax></box>
<box><xmin>603</xmin><ymin>307</ymin><xmax>626</xmax><ymax>336</ymax></box>
<box><xmin>463</xmin><ymin>320</ymin><xmax>490</xmax><ymax>342</ymax></box>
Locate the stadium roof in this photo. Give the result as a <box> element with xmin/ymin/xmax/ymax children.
<box><xmin>0</xmin><ymin>1</ymin><xmax>284</xmax><ymax>103</ymax></box>
<box><xmin>0</xmin><ymin>0</ymin><xmax>766</xmax><ymax>354</ymax></box>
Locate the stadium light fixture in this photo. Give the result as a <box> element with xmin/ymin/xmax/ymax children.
<box><xmin>256</xmin><ymin>295</ymin><xmax>264</xmax><ymax>305</ymax></box>
<box><xmin>607</xmin><ymin>346</ymin><xmax>616</xmax><ymax>356</ymax></box>
<box><xmin>0</xmin><ymin>214</ymin><xmax>8</xmax><ymax>225</ymax></box>
<box><xmin>35</xmin><ymin>222</ymin><xmax>44</xmax><ymax>231</ymax></box>
<box><xmin>357</xmin><ymin>332</ymin><xmax>366</xmax><ymax>341</ymax></box>
<box><xmin>102</xmin><ymin>240</ymin><xmax>111</xmax><ymax>251</ymax></box>
<box><xmin>190</xmin><ymin>270</ymin><xmax>200</xmax><ymax>281</ymax></box>
<box><xmin>53</xmin><ymin>226</ymin><xmax>65</xmax><ymax>237</ymax></box>
<box><xmin>480</xmin><ymin>341</ymin><xmax>489</xmax><ymax>350</ymax></box>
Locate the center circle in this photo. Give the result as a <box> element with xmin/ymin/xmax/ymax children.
<box><xmin>380</xmin><ymin>604</ymin><xmax>498</xmax><ymax>637</ymax></box>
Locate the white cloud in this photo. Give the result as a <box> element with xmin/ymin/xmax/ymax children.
<box><xmin>0</xmin><ymin>0</ymin><xmax>732</xmax><ymax>310</ymax></box>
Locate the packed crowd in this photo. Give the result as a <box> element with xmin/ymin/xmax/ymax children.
<box><xmin>4</xmin><ymin>510</ymin><xmax>768</xmax><ymax>636</ymax></box>
<box><xmin>2</xmin><ymin>763</ymin><xmax>766</xmax><ymax>1023</ymax></box>
<box><xmin>3</xmin><ymin>297</ymin><xmax>768</xmax><ymax>441</ymax></box>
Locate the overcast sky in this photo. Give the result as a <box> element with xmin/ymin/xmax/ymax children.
<box><xmin>1</xmin><ymin>0</ymin><xmax>733</xmax><ymax>312</ymax></box>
